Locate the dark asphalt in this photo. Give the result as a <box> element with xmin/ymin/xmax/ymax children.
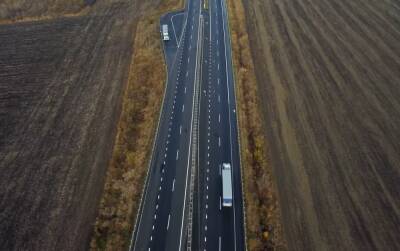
<box><xmin>194</xmin><ymin>0</ymin><xmax>245</xmax><ymax>250</ymax></box>
<box><xmin>130</xmin><ymin>0</ymin><xmax>245</xmax><ymax>250</ymax></box>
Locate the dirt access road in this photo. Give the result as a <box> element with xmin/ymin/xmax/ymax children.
<box><xmin>242</xmin><ymin>0</ymin><xmax>400</xmax><ymax>250</ymax></box>
<box><xmin>0</xmin><ymin>0</ymin><xmax>151</xmax><ymax>250</ymax></box>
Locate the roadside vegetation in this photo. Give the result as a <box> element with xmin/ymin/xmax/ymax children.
<box><xmin>90</xmin><ymin>0</ymin><xmax>183</xmax><ymax>250</ymax></box>
<box><xmin>225</xmin><ymin>0</ymin><xmax>286</xmax><ymax>249</ymax></box>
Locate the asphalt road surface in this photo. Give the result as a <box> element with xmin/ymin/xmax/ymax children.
<box><xmin>130</xmin><ymin>0</ymin><xmax>245</xmax><ymax>250</ymax></box>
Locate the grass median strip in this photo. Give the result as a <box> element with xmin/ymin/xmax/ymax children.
<box><xmin>225</xmin><ymin>0</ymin><xmax>286</xmax><ymax>249</ymax></box>
<box><xmin>90</xmin><ymin>0</ymin><xmax>183</xmax><ymax>250</ymax></box>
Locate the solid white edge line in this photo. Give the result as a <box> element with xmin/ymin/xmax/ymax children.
<box><xmin>167</xmin><ymin>214</ymin><xmax>171</xmax><ymax>230</ymax></box>
<box><xmin>221</xmin><ymin>0</ymin><xmax>238</xmax><ymax>249</ymax></box>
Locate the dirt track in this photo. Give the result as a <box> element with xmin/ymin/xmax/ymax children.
<box><xmin>0</xmin><ymin>1</ymin><xmax>144</xmax><ymax>250</ymax></box>
<box><xmin>242</xmin><ymin>0</ymin><xmax>400</xmax><ymax>250</ymax></box>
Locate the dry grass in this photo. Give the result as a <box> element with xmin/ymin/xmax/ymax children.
<box><xmin>90</xmin><ymin>0</ymin><xmax>183</xmax><ymax>250</ymax></box>
<box><xmin>226</xmin><ymin>0</ymin><xmax>286</xmax><ymax>250</ymax></box>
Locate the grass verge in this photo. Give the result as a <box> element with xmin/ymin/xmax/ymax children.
<box><xmin>90</xmin><ymin>0</ymin><xmax>182</xmax><ymax>250</ymax></box>
<box><xmin>225</xmin><ymin>0</ymin><xmax>286</xmax><ymax>249</ymax></box>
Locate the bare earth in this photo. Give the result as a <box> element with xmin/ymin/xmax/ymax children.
<box><xmin>0</xmin><ymin>1</ymin><xmax>142</xmax><ymax>250</ymax></box>
<box><xmin>242</xmin><ymin>0</ymin><xmax>400</xmax><ymax>250</ymax></box>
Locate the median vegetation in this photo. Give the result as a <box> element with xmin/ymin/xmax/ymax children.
<box><xmin>90</xmin><ymin>0</ymin><xmax>183</xmax><ymax>250</ymax></box>
<box><xmin>225</xmin><ymin>0</ymin><xmax>286</xmax><ymax>249</ymax></box>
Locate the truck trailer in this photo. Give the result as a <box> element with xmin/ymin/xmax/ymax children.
<box><xmin>222</xmin><ymin>163</ymin><xmax>233</xmax><ymax>207</ymax></box>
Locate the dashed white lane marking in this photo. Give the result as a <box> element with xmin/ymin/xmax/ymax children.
<box><xmin>152</xmin><ymin>225</ymin><xmax>154</xmax><ymax>230</ymax></box>
<box><xmin>184</xmin><ymin>87</ymin><xmax>187</xmax><ymax>93</ymax></box>
<box><xmin>159</xmin><ymin>186</ymin><xmax>162</xmax><ymax>191</ymax></box>
<box><xmin>207</xmin><ymin>185</ymin><xmax>209</xmax><ymax>190</ymax></box>
<box><xmin>154</xmin><ymin>214</ymin><xmax>157</xmax><ymax>219</ymax></box>
<box><xmin>180</xmin><ymin>125</ymin><xmax>182</xmax><ymax>135</ymax></box>
<box><xmin>219</xmin><ymin>236</ymin><xmax>221</xmax><ymax>251</ymax></box>
<box><xmin>157</xmin><ymin>195</ymin><xmax>160</xmax><ymax>200</ymax></box>
<box><xmin>206</xmin><ymin>214</ymin><xmax>208</xmax><ymax>219</ymax></box>
<box><xmin>219</xmin><ymin>137</ymin><xmax>221</xmax><ymax>147</ymax></box>
<box><xmin>182</xmin><ymin>104</ymin><xmax>185</xmax><ymax>112</ymax></box>
<box><xmin>205</xmin><ymin>237</ymin><xmax>207</xmax><ymax>242</ymax></box>
<box><xmin>219</xmin><ymin>114</ymin><xmax>220</xmax><ymax>122</ymax></box>
<box><xmin>188</xmin><ymin>57</ymin><xmax>190</xmax><ymax>63</ymax></box>
<box><xmin>167</xmin><ymin>214</ymin><xmax>171</xmax><ymax>230</ymax></box>
<box><xmin>186</xmin><ymin>71</ymin><xmax>189</xmax><ymax>77</ymax></box>
<box><xmin>218</xmin><ymin>78</ymin><xmax>220</xmax><ymax>85</ymax></box>
<box><xmin>205</xmin><ymin>226</ymin><xmax>207</xmax><ymax>231</ymax></box>
<box><xmin>150</xmin><ymin>235</ymin><xmax>153</xmax><ymax>241</ymax></box>
<box><xmin>220</xmin><ymin>196</ymin><xmax>222</xmax><ymax>210</ymax></box>
<box><xmin>218</xmin><ymin>63</ymin><xmax>220</xmax><ymax>70</ymax></box>
<box><xmin>172</xmin><ymin>178</ymin><xmax>175</xmax><ymax>191</ymax></box>
<box><xmin>156</xmin><ymin>204</ymin><xmax>159</xmax><ymax>209</ymax></box>
<box><xmin>176</xmin><ymin>149</ymin><xmax>179</xmax><ymax>160</ymax></box>
<box><xmin>218</xmin><ymin>95</ymin><xmax>220</xmax><ymax>102</ymax></box>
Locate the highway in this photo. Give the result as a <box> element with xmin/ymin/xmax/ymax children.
<box><xmin>129</xmin><ymin>0</ymin><xmax>245</xmax><ymax>249</ymax></box>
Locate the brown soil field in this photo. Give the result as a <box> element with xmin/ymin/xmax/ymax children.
<box><xmin>241</xmin><ymin>0</ymin><xmax>400</xmax><ymax>250</ymax></box>
<box><xmin>0</xmin><ymin>0</ymin><xmax>88</xmax><ymax>22</ymax></box>
<box><xmin>0</xmin><ymin>0</ymin><xmax>145</xmax><ymax>250</ymax></box>
<box><xmin>226</xmin><ymin>0</ymin><xmax>285</xmax><ymax>250</ymax></box>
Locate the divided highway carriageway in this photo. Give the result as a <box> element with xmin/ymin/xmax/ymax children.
<box><xmin>129</xmin><ymin>0</ymin><xmax>245</xmax><ymax>250</ymax></box>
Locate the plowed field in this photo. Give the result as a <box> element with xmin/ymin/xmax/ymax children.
<box><xmin>0</xmin><ymin>1</ymin><xmax>141</xmax><ymax>250</ymax></box>
<box><xmin>242</xmin><ymin>0</ymin><xmax>400</xmax><ymax>250</ymax></box>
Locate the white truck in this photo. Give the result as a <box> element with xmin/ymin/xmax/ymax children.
<box><xmin>222</xmin><ymin>163</ymin><xmax>233</xmax><ymax>207</ymax></box>
<box><xmin>162</xmin><ymin>24</ymin><xmax>170</xmax><ymax>41</ymax></box>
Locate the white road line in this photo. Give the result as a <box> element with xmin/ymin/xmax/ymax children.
<box><xmin>180</xmin><ymin>125</ymin><xmax>182</xmax><ymax>135</ymax></box>
<box><xmin>219</xmin><ymin>114</ymin><xmax>220</xmax><ymax>122</ymax></box>
<box><xmin>172</xmin><ymin>178</ymin><xmax>176</xmax><ymax>191</ymax></box>
<box><xmin>156</xmin><ymin>204</ymin><xmax>158</xmax><ymax>210</ymax></box>
<box><xmin>219</xmin><ymin>137</ymin><xmax>221</xmax><ymax>147</ymax></box>
<box><xmin>167</xmin><ymin>214</ymin><xmax>171</xmax><ymax>230</ymax></box>
<box><xmin>182</xmin><ymin>104</ymin><xmax>185</xmax><ymax>112</ymax></box>
<box><xmin>221</xmin><ymin>0</ymin><xmax>238</xmax><ymax>248</ymax></box>
<box><xmin>219</xmin><ymin>236</ymin><xmax>221</xmax><ymax>251</ymax></box>
<box><xmin>150</xmin><ymin>235</ymin><xmax>153</xmax><ymax>241</ymax></box>
<box><xmin>218</xmin><ymin>78</ymin><xmax>220</xmax><ymax>85</ymax></box>
<box><xmin>218</xmin><ymin>95</ymin><xmax>220</xmax><ymax>102</ymax></box>
<box><xmin>176</xmin><ymin>149</ymin><xmax>179</xmax><ymax>160</ymax></box>
<box><xmin>188</xmin><ymin>57</ymin><xmax>190</xmax><ymax>63</ymax></box>
<box><xmin>152</xmin><ymin>225</ymin><xmax>154</xmax><ymax>230</ymax></box>
<box><xmin>184</xmin><ymin>87</ymin><xmax>187</xmax><ymax>93</ymax></box>
<box><xmin>220</xmin><ymin>196</ymin><xmax>222</xmax><ymax>210</ymax></box>
<box><xmin>154</xmin><ymin>214</ymin><xmax>157</xmax><ymax>219</ymax></box>
<box><xmin>186</xmin><ymin>71</ymin><xmax>189</xmax><ymax>77</ymax></box>
<box><xmin>218</xmin><ymin>63</ymin><xmax>220</xmax><ymax>70</ymax></box>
